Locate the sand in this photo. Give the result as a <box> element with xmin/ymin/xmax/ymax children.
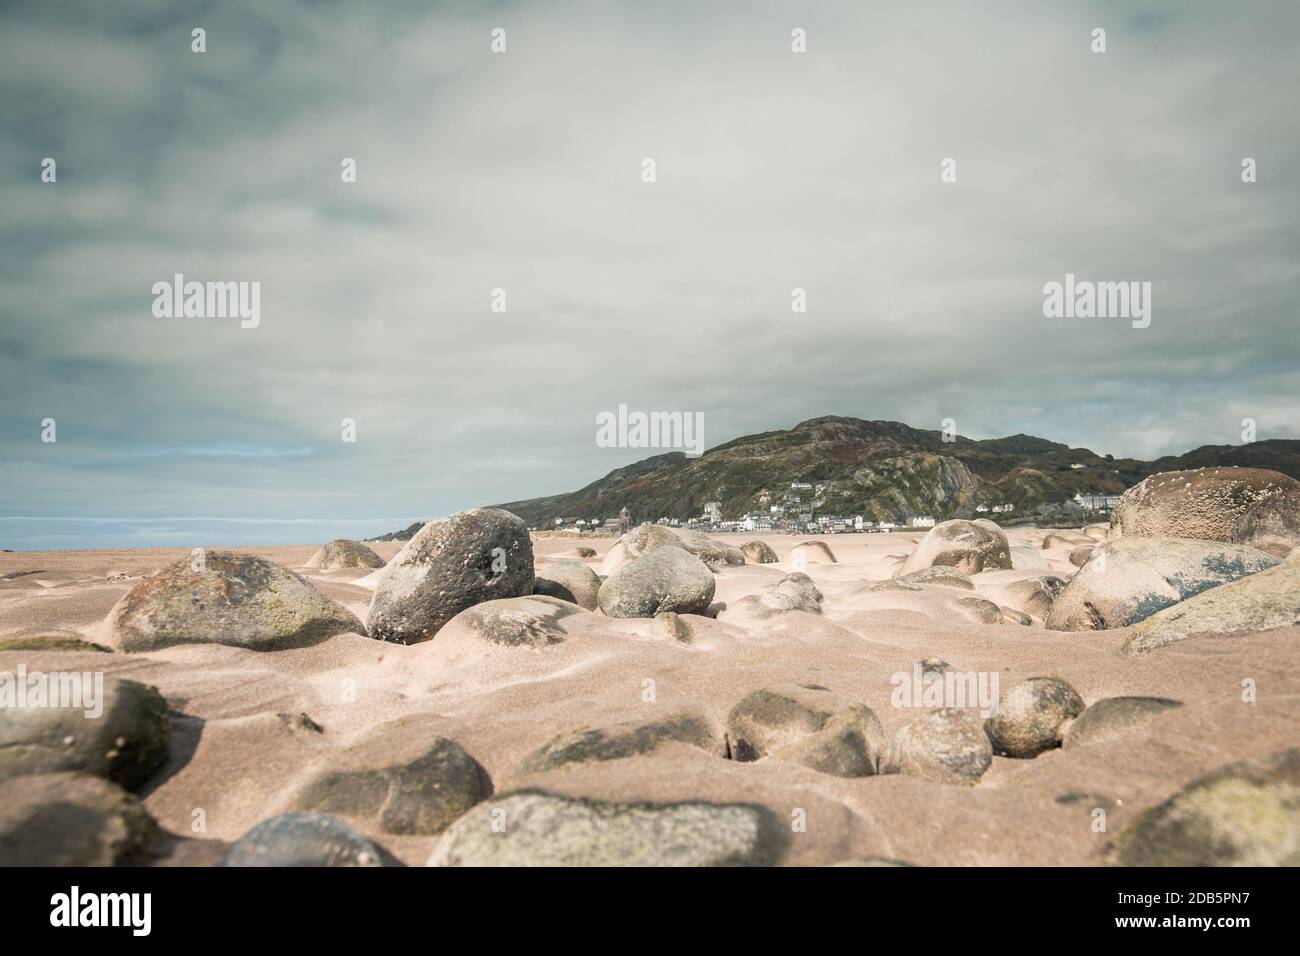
<box><xmin>2</xmin><ymin>530</ymin><xmax>1296</xmax><ymax>866</ymax></box>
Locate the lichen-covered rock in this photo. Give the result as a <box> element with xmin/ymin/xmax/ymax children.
<box><xmin>726</xmin><ymin>685</ymin><xmax>884</xmax><ymax>777</ymax></box>
<box><xmin>291</xmin><ymin>718</ymin><xmax>490</xmax><ymax>835</ymax></box>
<box><xmin>427</xmin><ymin>790</ymin><xmax>788</xmax><ymax>866</ymax></box>
<box><xmin>0</xmin><ymin>676</ymin><xmax>170</xmax><ymax>790</ymax></box>
<box><xmin>305</xmin><ymin>539</ymin><xmax>386</xmax><ymax>570</ymax></box>
<box><xmin>889</xmin><ymin>708</ymin><xmax>993</xmax><ymax>784</ymax></box>
<box><xmin>1123</xmin><ymin>552</ymin><xmax>1300</xmax><ymax>654</ymax></box>
<box><xmin>985</xmin><ymin>677</ymin><xmax>1084</xmax><ymax>758</ymax></box>
<box><xmin>221</xmin><ymin>812</ymin><xmax>385</xmax><ymax>867</ymax></box>
<box><xmin>438</xmin><ymin>595</ymin><xmax>584</xmax><ymax>647</ymax></box>
<box><xmin>741</xmin><ymin>540</ymin><xmax>780</xmax><ymax>564</ymax></box>
<box><xmin>1045</xmin><ymin>537</ymin><xmax>1279</xmax><ymax>631</ymax></box>
<box><xmin>598</xmin><ymin>524</ymin><xmax>743</xmax><ymax>574</ymax></box>
<box><xmin>719</xmin><ymin>572</ymin><xmax>823</xmax><ymax>624</ymax></box>
<box><xmin>0</xmin><ymin>772</ymin><xmax>161</xmax><ymax>866</ymax></box>
<box><xmin>518</xmin><ymin>709</ymin><xmax>724</xmax><ymax>774</ymax></box>
<box><xmin>532</xmin><ymin>559</ymin><xmax>601</xmax><ymax>610</ymax></box>
<box><xmin>897</xmin><ymin>520</ymin><xmax>1011</xmax><ymax>577</ymax></box>
<box><xmin>1118</xmin><ymin>748</ymin><xmax>1300</xmax><ymax>866</ymax></box>
<box><xmin>367</xmin><ymin>508</ymin><xmax>534</xmax><ymax>644</ymax></box>
<box><xmin>1062</xmin><ymin>697</ymin><xmax>1182</xmax><ymax>749</ymax></box>
<box><xmin>998</xmin><ymin>576</ymin><xmax>1067</xmax><ymax>619</ymax></box>
<box><xmin>597</xmin><ymin>545</ymin><xmax>715</xmax><ymax>618</ymax></box>
<box><xmin>105</xmin><ymin>551</ymin><xmax>364</xmax><ymax>652</ymax></box>
<box><xmin>1110</xmin><ymin>467</ymin><xmax>1300</xmax><ymax>557</ymax></box>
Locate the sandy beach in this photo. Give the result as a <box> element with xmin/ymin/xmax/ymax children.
<box><xmin>3</xmin><ymin>527</ymin><xmax>1295</xmax><ymax>866</ymax></box>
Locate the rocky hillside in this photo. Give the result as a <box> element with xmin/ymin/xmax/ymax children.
<box><xmin>376</xmin><ymin>418</ymin><xmax>1300</xmax><ymax>537</ymax></box>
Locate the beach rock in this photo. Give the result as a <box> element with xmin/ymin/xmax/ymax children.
<box><xmin>985</xmin><ymin>677</ymin><xmax>1084</xmax><ymax>758</ymax></box>
<box><xmin>1009</xmin><ymin>545</ymin><xmax>1051</xmax><ymax>571</ymax></box>
<box><xmin>1083</xmin><ymin>524</ymin><xmax>1109</xmax><ymax>541</ymax></box>
<box><xmin>519</xmin><ymin>709</ymin><xmax>724</xmax><ymax>774</ymax></box>
<box><xmin>1118</xmin><ymin>748</ymin><xmax>1300</xmax><ymax>866</ymax></box>
<box><xmin>1062</xmin><ymin>697</ymin><xmax>1183</xmax><ymax>750</ymax></box>
<box><xmin>896</xmin><ymin>566</ymin><xmax>975</xmax><ymax>590</ymax></box>
<box><xmin>291</xmin><ymin>718</ymin><xmax>490</xmax><ymax>835</ymax></box>
<box><xmin>953</xmin><ymin>596</ymin><xmax>1004</xmax><ymax>624</ymax></box>
<box><xmin>428</xmin><ymin>790</ymin><xmax>787</xmax><ymax>866</ymax></box>
<box><xmin>439</xmin><ymin>595</ymin><xmax>583</xmax><ymax>647</ymax></box>
<box><xmin>1123</xmin><ymin>552</ymin><xmax>1300</xmax><ymax>654</ymax></box>
<box><xmin>0</xmin><ymin>676</ymin><xmax>170</xmax><ymax>790</ymax></box>
<box><xmin>1001</xmin><ymin>606</ymin><xmax>1032</xmax><ymax>626</ymax></box>
<box><xmin>1045</xmin><ymin>537</ymin><xmax>1280</xmax><ymax>631</ymax></box>
<box><xmin>305</xmin><ymin>539</ymin><xmax>385</xmax><ymax>570</ymax></box>
<box><xmin>560</xmin><ymin>546</ymin><xmax>597</xmax><ymax>558</ymax></box>
<box><xmin>0</xmin><ymin>772</ymin><xmax>161</xmax><ymax>866</ymax></box>
<box><xmin>1069</xmin><ymin>545</ymin><xmax>1096</xmax><ymax>568</ymax></box>
<box><xmin>721</xmin><ymin>572</ymin><xmax>823</xmax><ymax>624</ymax></box>
<box><xmin>999</xmin><ymin>576</ymin><xmax>1067</xmax><ymax>619</ymax></box>
<box><xmin>726</xmin><ymin>685</ymin><xmax>884</xmax><ymax>776</ymax></box>
<box><xmin>741</xmin><ymin>541</ymin><xmax>780</xmax><ymax>564</ymax></box>
<box><xmin>367</xmin><ymin>508</ymin><xmax>534</xmax><ymax>644</ymax></box>
<box><xmin>221</xmin><ymin>812</ymin><xmax>385</xmax><ymax>867</ymax></box>
<box><xmin>655</xmin><ymin>611</ymin><xmax>693</xmax><ymax>642</ymax></box>
<box><xmin>1110</xmin><ymin>467</ymin><xmax>1300</xmax><ymax>557</ymax></box>
<box><xmin>889</xmin><ymin>708</ymin><xmax>993</xmax><ymax>785</ymax></box>
<box><xmin>598</xmin><ymin>524</ymin><xmax>743</xmax><ymax>574</ymax></box>
<box><xmin>597</xmin><ymin>545</ymin><xmax>715</xmax><ymax>618</ymax></box>
<box><xmin>532</xmin><ymin>559</ymin><xmax>601</xmax><ymax>610</ymax></box>
<box><xmin>105</xmin><ymin>551</ymin><xmax>364</xmax><ymax>652</ymax></box>
<box><xmin>786</xmin><ymin>541</ymin><xmax>837</xmax><ymax>566</ymax></box>
<box><xmin>897</xmin><ymin>520</ymin><xmax>1011</xmax><ymax>577</ymax></box>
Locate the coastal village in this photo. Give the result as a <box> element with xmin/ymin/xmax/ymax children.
<box><xmin>542</xmin><ymin>482</ymin><xmax>1125</xmax><ymax>535</ymax></box>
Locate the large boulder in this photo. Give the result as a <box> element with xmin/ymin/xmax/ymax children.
<box><xmin>532</xmin><ymin>559</ymin><xmax>601</xmax><ymax>610</ymax></box>
<box><xmin>597</xmin><ymin>545</ymin><xmax>715</xmax><ymax>618</ymax></box>
<box><xmin>598</xmin><ymin>524</ymin><xmax>743</xmax><ymax>574</ymax></box>
<box><xmin>1123</xmin><ymin>551</ymin><xmax>1300</xmax><ymax>654</ymax></box>
<box><xmin>305</xmin><ymin>539</ymin><xmax>386</xmax><ymax>570</ymax></box>
<box><xmin>896</xmin><ymin>519</ymin><xmax>1011</xmax><ymax>577</ymax></box>
<box><xmin>519</xmin><ymin>709</ymin><xmax>724</xmax><ymax>774</ymax></box>
<box><xmin>0</xmin><ymin>676</ymin><xmax>170</xmax><ymax>790</ymax></box>
<box><xmin>1118</xmin><ymin>748</ymin><xmax>1300</xmax><ymax>866</ymax></box>
<box><xmin>221</xmin><ymin>813</ymin><xmax>385</xmax><ymax>867</ymax></box>
<box><xmin>428</xmin><ymin>790</ymin><xmax>787</xmax><ymax>866</ymax></box>
<box><xmin>0</xmin><ymin>772</ymin><xmax>161</xmax><ymax>866</ymax></box>
<box><xmin>367</xmin><ymin>508</ymin><xmax>534</xmax><ymax>644</ymax></box>
<box><xmin>1110</xmin><ymin>467</ymin><xmax>1300</xmax><ymax>557</ymax></box>
<box><xmin>1045</xmin><ymin>537</ymin><xmax>1280</xmax><ymax>631</ymax></box>
<box><xmin>104</xmin><ymin>551</ymin><xmax>364</xmax><ymax>652</ymax></box>
<box><xmin>291</xmin><ymin>717</ymin><xmax>490</xmax><ymax>835</ymax></box>
<box><xmin>725</xmin><ymin>685</ymin><xmax>884</xmax><ymax>777</ymax></box>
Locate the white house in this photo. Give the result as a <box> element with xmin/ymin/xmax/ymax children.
<box><xmin>908</xmin><ymin>516</ymin><xmax>936</xmax><ymax>528</ymax></box>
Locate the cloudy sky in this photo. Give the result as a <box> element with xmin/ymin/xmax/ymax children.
<box><xmin>2</xmin><ymin>0</ymin><xmax>1297</xmax><ymax>550</ymax></box>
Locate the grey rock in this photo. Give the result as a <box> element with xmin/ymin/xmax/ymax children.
<box><xmin>439</xmin><ymin>595</ymin><xmax>584</xmax><ymax>647</ymax></box>
<box><xmin>897</xmin><ymin>519</ymin><xmax>1011</xmax><ymax>576</ymax></box>
<box><xmin>895</xmin><ymin>566</ymin><xmax>975</xmax><ymax>590</ymax></box>
<box><xmin>1062</xmin><ymin>696</ymin><xmax>1183</xmax><ymax>750</ymax></box>
<box><xmin>741</xmin><ymin>540</ymin><xmax>780</xmax><ymax>564</ymax></box>
<box><xmin>428</xmin><ymin>790</ymin><xmax>788</xmax><ymax>866</ymax></box>
<box><xmin>306</xmin><ymin>539</ymin><xmax>386</xmax><ymax>570</ymax></box>
<box><xmin>597</xmin><ymin>545</ymin><xmax>716</xmax><ymax>618</ymax></box>
<box><xmin>532</xmin><ymin>559</ymin><xmax>601</xmax><ymax>610</ymax></box>
<box><xmin>889</xmin><ymin>708</ymin><xmax>993</xmax><ymax>785</ymax></box>
<box><xmin>221</xmin><ymin>812</ymin><xmax>385</xmax><ymax>867</ymax></box>
<box><xmin>0</xmin><ymin>772</ymin><xmax>161</xmax><ymax>866</ymax></box>
<box><xmin>726</xmin><ymin>685</ymin><xmax>884</xmax><ymax>777</ymax></box>
<box><xmin>518</xmin><ymin>709</ymin><xmax>724</xmax><ymax>774</ymax></box>
<box><xmin>0</xmin><ymin>676</ymin><xmax>170</xmax><ymax>790</ymax></box>
<box><xmin>367</xmin><ymin>508</ymin><xmax>534</xmax><ymax>644</ymax></box>
<box><xmin>1045</xmin><ymin>537</ymin><xmax>1279</xmax><ymax>631</ymax></box>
